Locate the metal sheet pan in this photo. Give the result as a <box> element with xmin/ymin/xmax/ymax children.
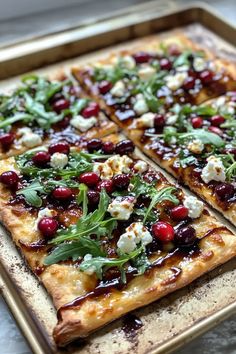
<box><xmin>0</xmin><ymin>2</ymin><xmax>236</xmax><ymax>354</ymax></box>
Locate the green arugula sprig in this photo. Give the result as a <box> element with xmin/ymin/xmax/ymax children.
<box><xmin>114</xmin><ymin>175</ymin><xmax>179</xmax><ymax>222</ymax></box>
<box><xmin>0</xmin><ymin>74</ymin><xmax>86</xmax><ymax>130</ymax></box>
<box><xmin>218</xmin><ymin>153</ymin><xmax>236</xmax><ymax>181</ymax></box>
<box><xmin>50</xmin><ymin>189</ymin><xmax>117</xmax><ymax>244</ymax></box>
<box><xmin>44</xmin><ymin>237</ymin><xmax>105</xmax><ymax>266</ymax></box>
<box><xmin>149</xmin><ymin>127</ymin><xmax>225</xmax><ymax>148</ymax></box>
<box><xmin>79</xmin><ymin>245</ymin><xmax>144</xmax><ymax>281</ymax></box>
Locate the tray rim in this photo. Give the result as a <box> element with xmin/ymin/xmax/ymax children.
<box><xmin>0</xmin><ymin>1</ymin><xmax>235</xmax><ymax>80</ymax></box>
<box><xmin>0</xmin><ymin>2</ymin><xmax>236</xmax><ymax>354</ymax></box>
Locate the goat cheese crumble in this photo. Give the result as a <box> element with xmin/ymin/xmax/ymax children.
<box><xmin>201</xmin><ymin>156</ymin><xmax>226</xmax><ymax>184</ymax></box>
<box><xmin>108</xmin><ymin>197</ymin><xmax>136</xmax><ymax>220</ymax></box>
<box><xmin>183</xmin><ymin>196</ymin><xmax>204</xmax><ymax>219</ymax></box>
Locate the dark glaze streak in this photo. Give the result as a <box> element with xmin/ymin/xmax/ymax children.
<box><xmin>122</xmin><ymin>314</ymin><xmax>143</xmax><ymax>340</ymax></box>
<box><xmin>57</xmin><ymin>247</ymin><xmax>198</xmax><ymax>319</ymax></box>
<box><xmin>19</xmin><ymin>239</ymin><xmax>47</xmax><ymax>250</ymax></box>
<box><xmin>201</xmin><ymin>226</ymin><xmax>230</xmax><ymax>239</ymax></box>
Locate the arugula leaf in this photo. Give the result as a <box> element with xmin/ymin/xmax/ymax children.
<box><xmin>44</xmin><ymin>237</ymin><xmax>105</xmax><ymax>265</ymax></box>
<box><xmin>221</xmin><ymin>121</ymin><xmax>236</xmax><ymax>129</ymax></box>
<box><xmin>76</xmin><ymin>183</ymin><xmax>88</xmax><ymax>216</ymax></box>
<box><xmin>143</xmin><ymin>186</ymin><xmax>179</xmax><ymax>223</ymax></box>
<box><xmin>173</xmin><ymin>50</ymin><xmax>192</xmax><ymax>68</ymax></box>
<box><xmin>79</xmin><ymin>246</ymin><xmax>144</xmax><ymax>280</ymax></box>
<box><xmin>179</xmin><ymin>129</ymin><xmax>224</xmax><ymax>147</ymax></box>
<box><xmin>0</xmin><ymin>113</ymin><xmax>33</xmax><ymax>129</ymax></box>
<box><xmin>51</xmin><ymin>189</ymin><xmax>117</xmax><ymax>244</ymax></box>
<box><xmin>16</xmin><ymin>181</ymin><xmax>45</xmax><ymax>207</ymax></box>
<box><xmin>131</xmin><ymin>251</ymin><xmax>150</xmax><ymax>275</ymax></box>
<box><xmin>133</xmin><ymin>207</ymin><xmax>157</xmax><ymax>223</ymax></box>
<box><xmin>93</xmin><ymin>63</ymin><xmax>137</xmax><ymax>84</ymax></box>
<box><xmin>68</xmin><ymin>98</ymin><xmax>90</xmax><ymax>117</ymax></box>
<box><xmin>179</xmin><ymin>155</ymin><xmax>198</xmax><ymax>168</ymax></box>
<box><xmin>218</xmin><ymin>153</ymin><xmax>236</xmax><ymax>181</ymax></box>
<box><xmin>23</xmin><ymin>93</ymin><xmax>64</xmax><ymax>129</ymax></box>
<box><xmin>129</xmin><ymin>175</ymin><xmax>154</xmax><ymax>197</ymax></box>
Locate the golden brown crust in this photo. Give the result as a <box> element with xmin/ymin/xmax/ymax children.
<box><xmin>0</xmin><ymin>148</ymin><xmax>236</xmax><ymax>346</ymax></box>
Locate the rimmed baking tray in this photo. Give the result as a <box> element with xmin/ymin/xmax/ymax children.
<box><xmin>0</xmin><ymin>2</ymin><xmax>236</xmax><ymax>354</ymax></box>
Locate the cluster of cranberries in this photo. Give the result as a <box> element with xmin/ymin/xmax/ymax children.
<box><xmin>151</xmin><ymin>205</ymin><xmax>196</xmax><ymax>247</ymax></box>
<box><xmin>191</xmin><ymin>114</ymin><xmax>226</xmax><ymax>136</ymax></box>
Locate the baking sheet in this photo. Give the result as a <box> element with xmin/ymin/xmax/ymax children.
<box><xmin>0</xmin><ymin>3</ymin><xmax>236</xmax><ymax>354</ymax></box>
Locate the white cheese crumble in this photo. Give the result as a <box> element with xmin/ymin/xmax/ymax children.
<box><xmin>176</xmin><ymin>64</ymin><xmax>189</xmax><ymax>72</ymax></box>
<box><xmin>166</xmin><ymin>113</ymin><xmax>178</xmax><ymax>125</ymax></box>
<box><xmin>82</xmin><ymin>254</ymin><xmax>96</xmax><ymax>275</ymax></box>
<box><xmin>93</xmin><ymin>154</ymin><xmax>133</xmax><ymax>179</ymax></box>
<box><xmin>117</xmin><ymin>222</ymin><xmax>152</xmax><ymax>254</ymax></box>
<box><xmin>110</xmin><ymin>80</ymin><xmax>126</xmax><ymax>97</ymax></box>
<box><xmin>135</xmin><ymin>112</ymin><xmax>155</xmax><ymax>128</ymax></box>
<box><xmin>121</xmin><ymin>55</ymin><xmax>136</xmax><ymax>69</ymax></box>
<box><xmin>70</xmin><ymin>115</ymin><xmax>97</xmax><ymax>132</ymax></box>
<box><xmin>50</xmin><ymin>152</ymin><xmax>68</xmax><ymax>169</ymax></box>
<box><xmin>187</xmin><ymin>139</ymin><xmax>204</xmax><ymax>154</ymax></box>
<box><xmin>133</xmin><ymin>95</ymin><xmax>149</xmax><ymax>115</ymax></box>
<box><xmin>34</xmin><ymin>208</ymin><xmax>54</xmax><ymax>230</ymax></box>
<box><xmin>201</xmin><ymin>156</ymin><xmax>226</xmax><ymax>184</ymax></box>
<box><xmin>108</xmin><ymin>197</ymin><xmax>136</xmax><ymax>220</ymax></box>
<box><xmin>193</xmin><ymin>57</ymin><xmax>207</xmax><ymax>72</ymax></box>
<box><xmin>18</xmin><ymin>127</ymin><xmax>42</xmax><ymax>148</ymax></box>
<box><xmin>133</xmin><ymin>160</ymin><xmax>148</xmax><ymax>173</ymax></box>
<box><xmin>138</xmin><ymin>66</ymin><xmax>156</xmax><ymax>81</ymax></box>
<box><xmin>165</xmin><ymin>72</ymin><xmax>188</xmax><ymax>91</ymax></box>
<box><xmin>183</xmin><ymin>195</ymin><xmax>204</xmax><ymax>219</ymax></box>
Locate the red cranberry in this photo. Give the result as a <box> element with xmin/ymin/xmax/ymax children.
<box><xmin>52</xmin><ymin>187</ymin><xmax>73</xmax><ymax>201</ymax></box>
<box><xmin>96</xmin><ymin>180</ymin><xmax>114</xmax><ymax>194</ymax></box>
<box><xmin>170</xmin><ymin>205</ymin><xmax>189</xmax><ymax>221</ymax></box>
<box><xmin>152</xmin><ymin>221</ymin><xmax>175</xmax><ymax>243</ymax></box>
<box><xmin>215</xmin><ymin>183</ymin><xmax>235</xmax><ymax>201</ymax></box>
<box><xmin>113</xmin><ymin>174</ymin><xmax>130</xmax><ymax>190</ymax></box>
<box><xmin>191</xmin><ymin>117</ymin><xmax>203</xmax><ymax>129</ymax></box>
<box><xmin>56</xmin><ymin>116</ymin><xmax>71</xmax><ymax>129</ymax></box>
<box><xmin>82</xmin><ymin>102</ymin><xmax>100</xmax><ymax>118</ymax></box>
<box><xmin>115</xmin><ymin>140</ymin><xmax>135</xmax><ymax>155</ymax></box>
<box><xmin>154</xmin><ymin>114</ymin><xmax>165</xmax><ymax>128</ymax></box>
<box><xmin>133</xmin><ymin>52</ymin><xmax>151</xmax><ymax>64</ymax></box>
<box><xmin>52</xmin><ymin>98</ymin><xmax>70</xmax><ymax>113</ymax></box>
<box><xmin>208</xmin><ymin>126</ymin><xmax>223</xmax><ymax>136</ymax></box>
<box><xmin>50</xmin><ymin>92</ymin><xmax>64</xmax><ymax>103</ymax></box>
<box><xmin>98</xmin><ymin>81</ymin><xmax>112</xmax><ymax>94</ymax></box>
<box><xmin>87</xmin><ymin>138</ymin><xmax>102</xmax><ymax>152</ymax></box>
<box><xmin>0</xmin><ymin>171</ymin><xmax>19</xmax><ymax>187</ymax></box>
<box><xmin>38</xmin><ymin>217</ymin><xmax>58</xmax><ymax>237</ymax></box>
<box><xmin>48</xmin><ymin>141</ymin><xmax>70</xmax><ymax>155</ymax></box>
<box><xmin>0</xmin><ymin>133</ymin><xmax>14</xmax><ymax>147</ymax></box>
<box><xmin>87</xmin><ymin>190</ymin><xmax>100</xmax><ymax>205</ymax></box>
<box><xmin>102</xmin><ymin>141</ymin><xmax>115</xmax><ymax>154</ymax></box>
<box><xmin>168</xmin><ymin>45</ymin><xmax>181</xmax><ymax>56</ymax></box>
<box><xmin>79</xmin><ymin>172</ymin><xmax>100</xmax><ymax>187</ymax></box>
<box><xmin>160</xmin><ymin>58</ymin><xmax>172</xmax><ymax>70</ymax></box>
<box><xmin>210</xmin><ymin>115</ymin><xmax>225</xmax><ymax>126</ymax></box>
<box><xmin>199</xmin><ymin>70</ymin><xmax>214</xmax><ymax>84</ymax></box>
<box><xmin>175</xmin><ymin>226</ymin><xmax>196</xmax><ymax>246</ymax></box>
<box><xmin>32</xmin><ymin>151</ymin><xmax>51</xmax><ymax>167</ymax></box>
<box><xmin>183</xmin><ymin>76</ymin><xmax>196</xmax><ymax>90</ymax></box>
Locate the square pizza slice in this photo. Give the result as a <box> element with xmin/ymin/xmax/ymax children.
<box><xmin>129</xmin><ymin>92</ymin><xmax>236</xmax><ymax>225</ymax></box>
<box><xmin>0</xmin><ymin>73</ymin><xmax>117</xmax><ymax>159</ymax></box>
<box><xmin>72</xmin><ymin>34</ymin><xmax>236</xmax><ymax>133</ymax></box>
<box><xmin>0</xmin><ymin>134</ymin><xmax>235</xmax><ymax>347</ymax></box>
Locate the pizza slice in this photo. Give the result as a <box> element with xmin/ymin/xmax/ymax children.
<box><xmin>0</xmin><ymin>134</ymin><xmax>236</xmax><ymax>347</ymax></box>
<box><xmin>0</xmin><ymin>74</ymin><xmax>117</xmax><ymax>159</ymax></box>
<box><xmin>129</xmin><ymin>92</ymin><xmax>236</xmax><ymax>225</ymax></box>
<box><xmin>72</xmin><ymin>34</ymin><xmax>236</xmax><ymax>133</ymax></box>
